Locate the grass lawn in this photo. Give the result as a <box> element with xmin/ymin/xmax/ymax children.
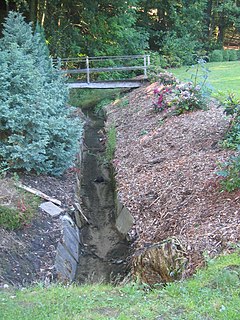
<box><xmin>1</xmin><ymin>253</ymin><xmax>240</xmax><ymax>320</ymax></box>
<box><xmin>169</xmin><ymin>61</ymin><xmax>240</xmax><ymax>99</ymax></box>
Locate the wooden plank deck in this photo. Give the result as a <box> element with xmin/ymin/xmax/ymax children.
<box><xmin>68</xmin><ymin>79</ymin><xmax>148</xmax><ymax>89</ymax></box>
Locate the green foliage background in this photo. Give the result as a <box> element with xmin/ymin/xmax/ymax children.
<box><xmin>1</xmin><ymin>1</ymin><xmax>239</xmax><ymax>64</ymax></box>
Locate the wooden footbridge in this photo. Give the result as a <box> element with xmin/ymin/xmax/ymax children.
<box><xmin>53</xmin><ymin>55</ymin><xmax>150</xmax><ymax>89</ymax></box>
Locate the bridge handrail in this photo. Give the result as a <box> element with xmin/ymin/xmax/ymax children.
<box><xmin>52</xmin><ymin>54</ymin><xmax>150</xmax><ymax>63</ymax></box>
<box><xmin>52</xmin><ymin>54</ymin><xmax>150</xmax><ymax>83</ymax></box>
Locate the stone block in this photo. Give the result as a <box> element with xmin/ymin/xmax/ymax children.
<box><xmin>115</xmin><ymin>206</ymin><xmax>134</xmax><ymax>235</ymax></box>
<box><xmin>62</xmin><ymin>226</ymin><xmax>80</xmax><ymax>262</ymax></box>
<box><xmin>55</xmin><ymin>242</ymin><xmax>78</xmax><ymax>282</ymax></box>
<box><xmin>62</xmin><ymin>218</ymin><xmax>81</xmax><ymax>243</ymax></box>
<box><xmin>116</xmin><ymin>196</ymin><xmax>124</xmax><ymax>216</ymax></box>
<box><xmin>40</xmin><ymin>201</ymin><xmax>64</xmax><ymax>217</ymax></box>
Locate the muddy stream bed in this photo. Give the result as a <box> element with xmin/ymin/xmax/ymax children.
<box><xmin>75</xmin><ymin>110</ymin><xmax>131</xmax><ymax>283</ymax></box>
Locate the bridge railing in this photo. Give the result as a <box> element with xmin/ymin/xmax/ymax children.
<box><xmin>52</xmin><ymin>55</ymin><xmax>150</xmax><ymax>83</ymax></box>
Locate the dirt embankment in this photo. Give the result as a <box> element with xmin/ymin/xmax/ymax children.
<box><xmin>106</xmin><ymin>83</ymin><xmax>240</xmax><ymax>274</ymax></box>
<box><xmin>0</xmin><ymin>172</ymin><xmax>76</xmax><ymax>287</ymax></box>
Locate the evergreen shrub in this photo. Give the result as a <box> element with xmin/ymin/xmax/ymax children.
<box><xmin>0</xmin><ymin>12</ymin><xmax>82</xmax><ymax>176</ymax></box>
<box><xmin>209</xmin><ymin>49</ymin><xmax>238</xmax><ymax>62</ymax></box>
<box><xmin>0</xmin><ymin>205</ymin><xmax>22</xmax><ymax>230</ymax></box>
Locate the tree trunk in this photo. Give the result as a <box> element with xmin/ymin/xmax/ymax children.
<box><xmin>29</xmin><ymin>0</ymin><xmax>37</xmax><ymax>24</ymax></box>
<box><xmin>206</xmin><ymin>0</ymin><xmax>213</xmax><ymax>40</ymax></box>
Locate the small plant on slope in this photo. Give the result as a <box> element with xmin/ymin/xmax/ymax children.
<box><xmin>218</xmin><ymin>152</ymin><xmax>240</xmax><ymax>192</ymax></box>
<box><xmin>0</xmin><ymin>191</ymin><xmax>40</xmax><ymax>230</ymax></box>
<box><xmin>221</xmin><ymin>93</ymin><xmax>240</xmax><ymax>149</ymax></box>
<box><xmin>217</xmin><ymin>93</ymin><xmax>240</xmax><ymax>191</ymax></box>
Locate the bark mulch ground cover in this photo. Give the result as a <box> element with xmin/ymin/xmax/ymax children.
<box><xmin>106</xmin><ymin>83</ymin><xmax>240</xmax><ymax>275</ymax></box>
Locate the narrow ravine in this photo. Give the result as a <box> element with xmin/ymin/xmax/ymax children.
<box><xmin>75</xmin><ymin>109</ymin><xmax>131</xmax><ymax>283</ymax></box>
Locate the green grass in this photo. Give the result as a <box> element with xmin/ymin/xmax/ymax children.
<box><xmin>105</xmin><ymin>125</ymin><xmax>117</xmax><ymax>163</ymax></box>
<box><xmin>1</xmin><ymin>252</ymin><xmax>240</xmax><ymax>319</ymax></box>
<box><xmin>0</xmin><ymin>181</ymin><xmax>41</xmax><ymax>230</ymax></box>
<box><xmin>169</xmin><ymin>61</ymin><xmax>240</xmax><ymax>99</ymax></box>
<box><xmin>69</xmin><ymin>88</ymin><xmax>121</xmax><ymax>109</ymax></box>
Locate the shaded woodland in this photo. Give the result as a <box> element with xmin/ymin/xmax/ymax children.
<box><xmin>0</xmin><ymin>0</ymin><xmax>239</xmax><ymax>62</ymax></box>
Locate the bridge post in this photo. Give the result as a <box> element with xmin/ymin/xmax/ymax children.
<box><xmin>144</xmin><ymin>55</ymin><xmax>147</xmax><ymax>78</ymax></box>
<box><xmin>147</xmin><ymin>55</ymin><xmax>150</xmax><ymax>66</ymax></box>
<box><xmin>86</xmin><ymin>56</ymin><xmax>90</xmax><ymax>84</ymax></box>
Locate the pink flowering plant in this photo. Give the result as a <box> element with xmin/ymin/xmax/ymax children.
<box><xmin>153</xmin><ymin>73</ymin><xmax>208</xmax><ymax>115</ymax></box>
<box><xmin>153</xmin><ymin>86</ymin><xmax>176</xmax><ymax>112</ymax></box>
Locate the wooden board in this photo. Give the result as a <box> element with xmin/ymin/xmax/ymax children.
<box><xmin>68</xmin><ymin>80</ymin><xmax>147</xmax><ymax>89</ymax></box>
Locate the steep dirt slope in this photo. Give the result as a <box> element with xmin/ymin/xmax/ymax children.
<box><xmin>106</xmin><ymin>83</ymin><xmax>240</xmax><ymax>274</ymax></box>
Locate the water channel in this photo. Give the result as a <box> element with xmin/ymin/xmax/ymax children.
<box><xmin>75</xmin><ymin>109</ymin><xmax>131</xmax><ymax>283</ymax></box>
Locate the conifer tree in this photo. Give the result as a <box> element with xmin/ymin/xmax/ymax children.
<box><xmin>0</xmin><ymin>12</ymin><xmax>82</xmax><ymax>175</ymax></box>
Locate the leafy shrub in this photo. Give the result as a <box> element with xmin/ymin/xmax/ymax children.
<box><xmin>164</xmin><ymin>55</ymin><xmax>182</xmax><ymax>68</ymax></box>
<box><xmin>222</xmin><ymin>50</ymin><xmax>230</xmax><ymax>61</ymax></box>
<box><xmin>222</xmin><ymin>123</ymin><xmax>240</xmax><ymax>149</ymax></box>
<box><xmin>209</xmin><ymin>50</ymin><xmax>223</xmax><ymax>62</ymax></box>
<box><xmin>158</xmin><ymin>56</ymin><xmax>169</xmax><ymax>69</ymax></box>
<box><xmin>153</xmin><ymin>65</ymin><xmax>209</xmax><ymax>116</ymax></box>
<box><xmin>148</xmin><ymin>52</ymin><xmax>169</xmax><ymax>69</ymax></box>
<box><xmin>0</xmin><ymin>12</ymin><xmax>83</xmax><ymax>176</ymax></box>
<box><xmin>228</xmin><ymin>50</ymin><xmax>238</xmax><ymax>61</ymax></box>
<box><xmin>147</xmin><ymin>65</ymin><xmax>164</xmax><ymax>83</ymax></box>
